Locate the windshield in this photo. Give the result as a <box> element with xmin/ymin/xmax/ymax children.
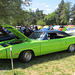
<box><xmin>29</xmin><ymin>32</ymin><xmax>45</xmax><ymax>40</ymax></box>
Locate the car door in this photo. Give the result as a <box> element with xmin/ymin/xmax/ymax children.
<box><xmin>41</xmin><ymin>34</ymin><xmax>62</xmax><ymax>54</ymax></box>
<box><xmin>41</xmin><ymin>32</ymin><xmax>67</xmax><ymax>55</ymax></box>
<box><xmin>41</xmin><ymin>38</ymin><xmax>62</xmax><ymax>55</ymax></box>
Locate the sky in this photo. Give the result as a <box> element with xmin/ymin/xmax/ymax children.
<box><xmin>22</xmin><ymin>0</ymin><xmax>75</xmax><ymax>14</ymax></box>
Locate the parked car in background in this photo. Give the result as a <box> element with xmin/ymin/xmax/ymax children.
<box><xmin>40</xmin><ymin>26</ymin><xmax>50</xmax><ymax>31</ymax></box>
<box><xmin>53</xmin><ymin>25</ymin><xmax>60</xmax><ymax>30</ymax></box>
<box><xmin>0</xmin><ymin>24</ymin><xmax>75</xmax><ymax>62</ymax></box>
<box><xmin>65</xmin><ymin>27</ymin><xmax>75</xmax><ymax>36</ymax></box>
<box><xmin>59</xmin><ymin>26</ymin><xmax>64</xmax><ymax>31</ymax></box>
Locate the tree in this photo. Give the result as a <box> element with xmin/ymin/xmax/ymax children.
<box><xmin>71</xmin><ymin>4</ymin><xmax>75</xmax><ymax>24</ymax></box>
<box><xmin>36</xmin><ymin>20</ymin><xmax>46</xmax><ymax>25</ymax></box>
<box><xmin>60</xmin><ymin>2</ymin><xmax>71</xmax><ymax>25</ymax></box>
<box><xmin>28</xmin><ymin>8</ymin><xmax>37</xmax><ymax>25</ymax></box>
<box><xmin>44</xmin><ymin>12</ymin><xmax>57</xmax><ymax>25</ymax></box>
<box><xmin>0</xmin><ymin>0</ymin><xmax>21</xmax><ymax>24</ymax></box>
<box><xmin>55</xmin><ymin>0</ymin><xmax>65</xmax><ymax>25</ymax></box>
<box><xmin>35</xmin><ymin>9</ymin><xmax>44</xmax><ymax>20</ymax></box>
<box><xmin>23</xmin><ymin>8</ymin><xmax>45</xmax><ymax>25</ymax></box>
<box><xmin>0</xmin><ymin>0</ymin><xmax>31</xmax><ymax>25</ymax></box>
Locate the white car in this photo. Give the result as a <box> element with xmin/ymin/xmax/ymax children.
<box><xmin>65</xmin><ymin>28</ymin><xmax>75</xmax><ymax>36</ymax></box>
<box><xmin>53</xmin><ymin>25</ymin><xmax>60</xmax><ymax>30</ymax></box>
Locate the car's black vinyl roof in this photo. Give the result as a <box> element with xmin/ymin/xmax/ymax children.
<box><xmin>34</xmin><ymin>30</ymin><xmax>71</xmax><ymax>36</ymax></box>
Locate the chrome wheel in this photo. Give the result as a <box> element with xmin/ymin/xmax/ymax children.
<box><xmin>68</xmin><ymin>44</ymin><xmax>75</xmax><ymax>52</ymax></box>
<box><xmin>19</xmin><ymin>51</ymin><xmax>33</xmax><ymax>62</ymax></box>
<box><xmin>24</xmin><ymin>51</ymin><xmax>32</xmax><ymax>61</ymax></box>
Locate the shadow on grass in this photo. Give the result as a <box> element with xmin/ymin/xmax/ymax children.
<box><xmin>0</xmin><ymin>50</ymin><xmax>75</xmax><ymax>70</ymax></box>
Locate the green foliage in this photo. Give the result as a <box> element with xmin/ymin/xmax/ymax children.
<box><xmin>55</xmin><ymin>0</ymin><xmax>65</xmax><ymax>25</ymax></box>
<box><xmin>0</xmin><ymin>0</ymin><xmax>22</xmax><ymax>25</ymax></box>
<box><xmin>0</xmin><ymin>0</ymin><xmax>74</xmax><ymax>26</ymax></box>
<box><xmin>36</xmin><ymin>20</ymin><xmax>46</xmax><ymax>25</ymax></box>
<box><xmin>35</xmin><ymin>9</ymin><xmax>44</xmax><ymax>20</ymax></box>
<box><xmin>0</xmin><ymin>0</ymin><xmax>31</xmax><ymax>26</ymax></box>
<box><xmin>60</xmin><ymin>2</ymin><xmax>71</xmax><ymax>25</ymax></box>
<box><xmin>23</xmin><ymin>8</ymin><xmax>45</xmax><ymax>25</ymax></box>
<box><xmin>71</xmin><ymin>4</ymin><xmax>75</xmax><ymax>24</ymax></box>
<box><xmin>55</xmin><ymin>0</ymin><xmax>71</xmax><ymax>25</ymax></box>
<box><xmin>44</xmin><ymin>12</ymin><xmax>57</xmax><ymax>25</ymax></box>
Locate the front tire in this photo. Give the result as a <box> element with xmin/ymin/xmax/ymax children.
<box><xmin>68</xmin><ymin>44</ymin><xmax>75</xmax><ymax>52</ymax></box>
<box><xmin>19</xmin><ymin>51</ymin><xmax>33</xmax><ymax>62</ymax></box>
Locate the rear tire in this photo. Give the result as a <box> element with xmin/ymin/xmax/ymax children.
<box><xmin>19</xmin><ymin>51</ymin><xmax>33</xmax><ymax>62</ymax></box>
<box><xmin>68</xmin><ymin>44</ymin><xmax>75</xmax><ymax>52</ymax></box>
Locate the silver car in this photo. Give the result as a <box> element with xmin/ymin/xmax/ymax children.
<box><xmin>65</xmin><ymin>27</ymin><xmax>75</xmax><ymax>36</ymax></box>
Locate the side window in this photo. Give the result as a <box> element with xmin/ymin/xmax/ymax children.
<box><xmin>47</xmin><ymin>32</ymin><xmax>67</xmax><ymax>40</ymax></box>
<box><xmin>56</xmin><ymin>32</ymin><xmax>67</xmax><ymax>38</ymax></box>
<box><xmin>48</xmin><ymin>33</ymin><xmax>56</xmax><ymax>39</ymax></box>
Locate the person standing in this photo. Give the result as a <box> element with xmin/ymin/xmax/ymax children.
<box><xmin>34</xmin><ymin>26</ymin><xmax>38</xmax><ymax>31</ymax></box>
<box><xmin>23</xmin><ymin>26</ymin><xmax>32</xmax><ymax>37</ymax></box>
<box><xmin>50</xmin><ymin>26</ymin><xmax>54</xmax><ymax>30</ymax></box>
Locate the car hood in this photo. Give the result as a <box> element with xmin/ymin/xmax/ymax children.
<box><xmin>1</xmin><ymin>24</ymin><xmax>30</xmax><ymax>41</ymax></box>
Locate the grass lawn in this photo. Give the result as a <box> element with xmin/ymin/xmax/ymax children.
<box><xmin>0</xmin><ymin>51</ymin><xmax>75</xmax><ymax>75</ymax></box>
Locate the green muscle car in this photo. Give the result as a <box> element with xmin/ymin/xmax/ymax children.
<box><xmin>0</xmin><ymin>24</ymin><xmax>75</xmax><ymax>62</ymax></box>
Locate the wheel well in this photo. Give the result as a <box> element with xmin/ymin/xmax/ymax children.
<box><xmin>67</xmin><ymin>44</ymin><xmax>75</xmax><ymax>52</ymax></box>
<box><xmin>18</xmin><ymin>50</ymin><xmax>35</xmax><ymax>58</ymax></box>
<box><xmin>68</xmin><ymin>44</ymin><xmax>75</xmax><ymax>47</ymax></box>
<box><xmin>66</xmin><ymin>44</ymin><xmax>75</xmax><ymax>51</ymax></box>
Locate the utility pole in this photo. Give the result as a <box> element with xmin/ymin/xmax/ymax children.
<box><xmin>10</xmin><ymin>47</ymin><xmax>14</xmax><ymax>75</ymax></box>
